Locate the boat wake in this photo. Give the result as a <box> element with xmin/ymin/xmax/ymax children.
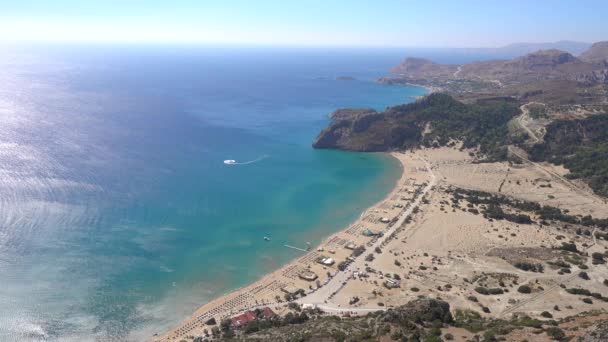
<box><xmin>223</xmin><ymin>155</ymin><xmax>268</xmax><ymax>165</ymax></box>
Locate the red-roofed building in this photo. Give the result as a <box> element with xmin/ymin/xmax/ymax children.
<box><xmin>231</xmin><ymin>311</ymin><xmax>257</xmax><ymax>329</ymax></box>
<box><xmin>260</xmin><ymin>307</ymin><xmax>277</xmax><ymax>319</ymax></box>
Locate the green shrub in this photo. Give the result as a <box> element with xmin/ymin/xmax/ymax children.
<box><xmin>517</xmin><ymin>285</ymin><xmax>532</xmax><ymax>294</ymax></box>
<box><xmin>475</xmin><ymin>287</ymin><xmax>503</xmax><ymax>295</ymax></box>
<box><xmin>545</xmin><ymin>327</ymin><xmax>566</xmax><ymax>340</ymax></box>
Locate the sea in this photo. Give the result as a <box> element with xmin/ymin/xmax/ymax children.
<box><xmin>0</xmin><ymin>44</ymin><xmax>498</xmax><ymax>341</ymax></box>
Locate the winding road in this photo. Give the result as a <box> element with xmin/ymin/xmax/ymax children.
<box><xmin>516</xmin><ymin>102</ymin><xmax>543</xmax><ymax>144</ymax></box>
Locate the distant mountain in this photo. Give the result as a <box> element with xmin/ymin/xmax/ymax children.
<box><xmin>463</xmin><ymin>41</ymin><xmax>591</xmax><ymax>57</ymax></box>
<box><xmin>388</xmin><ymin>43</ymin><xmax>608</xmax><ymax>86</ymax></box>
<box><xmin>579</xmin><ymin>41</ymin><xmax>608</xmax><ymax>64</ymax></box>
<box><xmin>390</xmin><ymin>57</ymin><xmax>457</xmax><ymax>78</ymax></box>
<box><xmin>458</xmin><ymin>49</ymin><xmax>598</xmax><ymax>84</ymax></box>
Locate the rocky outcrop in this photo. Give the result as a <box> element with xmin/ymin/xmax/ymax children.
<box><xmin>580</xmin><ymin>321</ymin><xmax>608</xmax><ymax>342</ymax></box>
<box><xmin>574</xmin><ymin>68</ymin><xmax>608</xmax><ymax>84</ymax></box>
<box><xmin>328</xmin><ymin>108</ymin><xmax>376</xmax><ymax>120</ymax></box>
<box><xmin>312</xmin><ymin>110</ymin><xmax>394</xmax><ymax>151</ymax></box>
<box><xmin>335</xmin><ymin>76</ymin><xmax>356</xmax><ymax>81</ymax></box>
<box><xmin>313</xmin><ymin>93</ymin><xmax>520</xmax><ymax>160</ymax></box>
<box><xmin>312</xmin><ymin>94</ymin><xmax>430</xmax><ymax>151</ymax></box>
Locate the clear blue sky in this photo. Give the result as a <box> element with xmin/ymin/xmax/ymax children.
<box><xmin>1</xmin><ymin>0</ymin><xmax>606</xmax><ymax>47</ymax></box>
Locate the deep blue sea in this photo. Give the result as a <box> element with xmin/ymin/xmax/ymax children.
<box><xmin>0</xmin><ymin>44</ymin><xmax>435</xmax><ymax>341</ymax></box>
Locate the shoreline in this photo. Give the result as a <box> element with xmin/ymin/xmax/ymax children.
<box><xmin>375</xmin><ymin>77</ymin><xmax>440</xmax><ymax>95</ymax></box>
<box><xmin>153</xmin><ymin>151</ymin><xmax>419</xmax><ymax>341</ymax></box>
<box><xmin>156</xmin><ymin>143</ymin><xmax>608</xmax><ymax>342</ymax></box>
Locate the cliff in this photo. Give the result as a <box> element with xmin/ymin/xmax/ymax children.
<box><xmin>313</xmin><ymin>93</ymin><xmax>520</xmax><ymax>158</ymax></box>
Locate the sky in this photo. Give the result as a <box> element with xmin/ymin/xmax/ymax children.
<box><xmin>0</xmin><ymin>0</ymin><xmax>606</xmax><ymax>47</ymax></box>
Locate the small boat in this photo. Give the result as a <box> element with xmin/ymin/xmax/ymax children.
<box><xmin>264</xmin><ymin>236</ymin><xmax>271</xmax><ymax>241</ymax></box>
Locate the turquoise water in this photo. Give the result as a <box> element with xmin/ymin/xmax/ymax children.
<box><xmin>0</xmin><ymin>45</ymin><xmax>426</xmax><ymax>341</ymax></box>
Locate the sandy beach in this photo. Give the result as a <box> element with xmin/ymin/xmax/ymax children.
<box><xmin>156</xmin><ymin>145</ymin><xmax>608</xmax><ymax>341</ymax></box>
<box><xmin>153</xmin><ymin>151</ymin><xmax>426</xmax><ymax>341</ymax></box>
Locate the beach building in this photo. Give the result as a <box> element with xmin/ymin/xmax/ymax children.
<box><xmin>259</xmin><ymin>307</ymin><xmax>277</xmax><ymax>319</ymax></box>
<box><xmin>281</xmin><ymin>284</ymin><xmax>300</xmax><ymax>295</ymax></box>
<box><xmin>380</xmin><ymin>217</ymin><xmax>391</xmax><ymax>223</ymax></box>
<box><xmin>321</xmin><ymin>257</ymin><xmax>334</xmax><ymax>266</ymax></box>
<box><xmin>231</xmin><ymin>311</ymin><xmax>257</xmax><ymax>329</ymax></box>
<box><xmin>298</xmin><ymin>270</ymin><xmax>318</xmax><ymax>281</ymax></box>
<box><xmin>317</xmin><ymin>256</ymin><xmax>335</xmax><ymax>266</ymax></box>
<box><xmin>362</xmin><ymin>229</ymin><xmax>380</xmax><ymax>237</ymax></box>
<box><xmin>230</xmin><ymin>307</ymin><xmax>276</xmax><ymax>329</ymax></box>
<box><xmin>344</xmin><ymin>242</ymin><xmax>357</xmax><ymax>250</ymax></box>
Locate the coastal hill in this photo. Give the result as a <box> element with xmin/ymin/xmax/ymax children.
<box><xmin>459</xmin><ymin>49</ymin><xmax>595</xmax><ymax>83</ymax></box>
<box><xmin>313</xmin><ymin>93</ymin><xmax>519</xmax><ymax>158</ymax></box>
<box><xmin>390</xmin><ymin>43</ymin><xmax>608</xmax><ymax>87</ymax></box>
<box><xmin>389</xmin><ymin>57</ymin><xmax>458</xmax><ymax>79</ymax></box>
<box><xmin>390</xmin><ymin>41</ymin><xmax>594</xmax><ymax>78</ymax></box>
<box><xmin>467</xmin><ymin>40</ymin><xmax>591</xmax><ymax>56</ymax></box>
<box><xmin>316</xmin><ymin>41</ymin><xmax>608</xmax><ymax>197</ymax></box>
<box><xmin>580</xmin><ymin>41</ymin><xmax>608</xmax><ymax>64</ymax></box>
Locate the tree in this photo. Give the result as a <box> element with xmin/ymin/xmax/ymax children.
<box><xmin>220</xmin><ymin>318</ymin><xmax>232</xmax><ymax>332</ymax></box>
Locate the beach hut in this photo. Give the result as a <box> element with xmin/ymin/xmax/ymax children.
<box><xmin>319</xmin><ymin>257</ymin><xmax>334</xmax><ymax>266</ymax></box>
<box><xmin>298</xmin><ymin>270</ymin><xmax>318</xmax><ymax>281</ymax></box>
<box><xmin>281</xmin><ymin>285</ymin><xmax>300</xmax><ymax>295</ymax></box>
<box><xmin>316</xmin><ymin>255</ymin><xmax>335</xmax><ymax>266</ymax></box>
<box><xmin>345</xmin><ymin>242</ymin><xmax>357</xmax><ymax>250</ymax></box>
<box><xmin>362</xmin><ymin>229</ymin><xmax>379</xmax><ymax>237</ymax></box>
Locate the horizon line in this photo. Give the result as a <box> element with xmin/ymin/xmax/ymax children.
<box><xmin>0</xmin><ymin>39</ymin><xmax>596</xmax><ymax>50</ymax></box>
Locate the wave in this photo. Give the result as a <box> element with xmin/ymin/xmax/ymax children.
<box><xmin>223</xmin><ymin>155</ymin><xmax>268</xmax><ymax>165</ymax></box>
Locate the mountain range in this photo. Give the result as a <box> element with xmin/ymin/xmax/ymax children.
<box><xmin>389</xmin><ymin>41</ymin><xmax>608</xmax><ymax>86</ymax></box>
<box><xmin>461</xmin><ymin>40</ymin><xmax>592</xmax><ymax>57</ymax></box>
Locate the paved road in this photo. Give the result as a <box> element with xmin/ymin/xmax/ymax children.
<box><xmin>297</xmin><ymin>156</ymin><xmax>436</xmax><ymax>310</ymax></box>
<box><xmin>309</xmin><ymin>304</ymin><xmax>386</xmax><ymax>315</ymax></box>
